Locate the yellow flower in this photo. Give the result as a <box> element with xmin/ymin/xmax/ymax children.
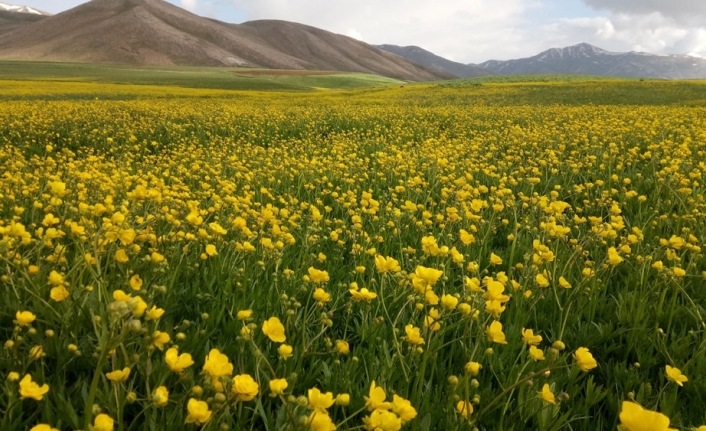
<box><xmin>128</xmin><ymin>296</ymin><xmax>148</xmax><ymax>317</ymax></box>
<box><xmin>414</xmin><ymin>265</ymin><xmax>444</xmax><ymax>285</ymax></box>
<box><xmin>535</xmin><ymin>273</ymin><xmax>550</xmax><ymax>288</ymax></box>
<box><xmin>618</xmin><ymin>401</ymin><xmax>676</xmax><ymax>431</ymax></box>
<box><xmin>152</xmin><ymin>386</ymin><xmax>169</xmax><ymax>407</ymax></box>
<box><xmin>262</xmin><ymin>317</ymin><xmax>286</xmax><ymax>343</ymax></box>
<box><xmin>308</xmin><ymin>387</ymin><xmax>335</xmax><ymax>411</ymax></box>
<box><xmin>335</xmin><ymin>393</ymin><xmax>350</xmax><ymax>406</ymax></box>
<box><xmin>16</xmin><ymin>310</ymin><xmax>36</xmax><ymax>326</ymax></box>
<box><xmin>375</xmin><ymin>255</ymin><xmax>401</xmax><ymax>273</ymax></box>
<box><xmin>30</xmin><ymin>425</ymin><xmax>59</xmax><ymax>431</ymax></box>
<box><xmin>19</xmin><ymin>374</ymin><xmax>49</xmax><ymax>400</ymax></box>
<box><xmin>365</xmin><ymin>380</ymin><xmax>392</xmax><ymax>411</ymax></box>
<box><xmin>558</xmin><ymin>277</ymin><xmax>572</xmax><ymax>288</ymax></box>
<box><xmin>165</xmin><ymin>347</ymin><xmax>194</xmax><ymax>373</ymax></box>
<box><xmin>313</xmin><ymin>288</ymin><xmax>331</xmax><ymax>303</ymax></box>
<box><xmin>113</xmin><ymin>289</ymin><xmax>132</xmax><ymax>302</ymax></box>
<box><xmin>106</xmin><ymin>367</ymin><xmax>131</xmax><ymax>383</ymax></box>
<box><xmin>237</xmin><ymin>309</ymin><xmax>253</xmax><ymax>320</ymax></box>
<box><xmin>522</xmin><ymin>328</ymin><xmax>542</xmax><ymax>346</ymax></box>
<box><xmin>203</xmin><ymin>349</ymin><xmax>233</xmax><ymax>378</ymax></box>
<box><xmin>47</xmin><ymin>270</ymin><xmax>64</xmax><ymax>285</ymax></box>
<box><xmin>489</xmin><ymin>253</ymin><xmax>503</xmax><ymax>265</ymax></box>
<box><xmin>363</xmin><ymin>409</ymin><xmax>402</xmax><ymax>431</ymax></box>
<box><xmin>441</xmin><ymin>294</ymin><xmax>458</xmax><ymax>310</ymax></box>
<box><xmin>336</xmin><ymin>340</ymin><xmax>350</xmax><ymax>355</ymax></box>
<box><xmin>350</xmin><ymin>288</ymin><xmax>378</xmax><ymax>302</ymax></box>
<box><xmin>114</xmin><ymin>249</ymin><xmax>129</xmax><ymax>263</ymax></box>
<box><xmin>93</xmin><ymin>414</ymin><xmax>114</xmax><ymax>431</ymax></box>
<box><xmin>391</xmin><ymin>395</ymin><xmax>417</xmax><ymax>422</ymax></box>
<box><xmin>129</xmin><ymin>274</ymin><xmax>143</xmax><ymax>291</ymax></box>
<box><xmin>269</xmin><ymin>378</ymin><xmax>288</xmax><ymax>396</ymax></box>
<box><xmin>307</xmin><ymin>267</ymin><xmax>330</xmax><ymax>283</ymax></box>
<box><xmin>402</xmin><ymin>324</ymin><xmax>423</xmax><ymax>346</ymax></box>
<box><xmin>486</xmin><ymin>321</ymin><xmax>507</xmax><ymax>344</ymax></box>
<box><xmin>146</xmin><ymin>305</ymin><xmax>165</xmax><ymax>320</ymax></box>
<box><xmin>671</xmin><ymin>267</ymin><xmax>686</xmax><ymax>277</ymax></box>
<box><xmin>50</xmin><ymin>285</ymin><xmax>70</xmax><ymax>302</ymax></box>
<box><xmin>275</xmin><ymin>344</ymin><xmax>292</xmax><ymax>359</ymax></box>
<box><xmin>665</xmin><ymin>365</ymin><xmax>688</xmax><ymax>386</ymax></box>
<box><xmin>573</xmin><ymin>347</ymin><xmax>598</xmax><ymax>371</ymax></box>
<box><xmin>483</xmin><ymin>281</ymin><xmax>509</xmax><ymax>302</ymax></box>
<box><xmin>232</xmin><ymin>374</ymin><xmax>259</xmax><ymax>401</ymax></box>
<box><xmin>529</xmin><ymin>346</ymin><xmax>546</xmax><ymax>361</ymax></box>
<box><xmin>464</xmin><ymin>361</ymin><xmax>481</xmax><ymax>376</ymax></box>
<box><xmin>185</xmin><ymin>398</ymin><xmax>212</xmax><ymax>425</ymax></box>
<box><xmin>456</xmin><ymin>400</ymin><xmax>474</xmax><ymax>418</ymax></box>
<box><xmin>149</xmin><ymin>252</ymin><xmax>165</xmax><ymax>263</ymax></box>
<box><xmin>152</xmin><ymin>331</ymin><xmax>170</xmax><ymax>351</ymax></box>
<box><xmin>205</xmin><ymin>244</ymin><xmax>218</xmax><ymax>256</ymax></box>
<box><xmin>607</xmin><ymin>247</ymin><xmax>624</xmax><ymax>265</ymax></box>
<box><xmin>307</xmin><ymin>411</ymin><xmax>337</xmax><ymax>431</ymax></box>
<box><xmin>118</xmin><ymin>228</ymin><xmax>136</xmax><ymax>245</ymax></box>
<box><xmin>29</xmin><ymin>345</ymin><xmax>44</xmax><ymax>360</ymax></box>
<box><xmin>459</xmin><ymin>229</ymin><xmax>476</xmax><ymax>245</ymax></box>
<box><xmin>539</xmin><ymin>384</ymin><xmax>556</xmax><ymax>404</ymax></box>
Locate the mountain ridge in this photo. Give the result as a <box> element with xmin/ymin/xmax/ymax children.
<box><xmin>0</xmin><ymin>1</ymin><xmax>50</xmax><ymax>15</ymax></box>
<box><xmin>0</xmin><ymin>0</ymin><xmax>452</xmax><ymax>81</ymax></box>
<box><xmin>474</xmin><ymin>42</ymin><xmax>706</xmax><ymax>79</ymax></box>
<box><xmin>376</xmin><ymin>44</ymin><xmax>493</xmax><ymax>78</ymax></box>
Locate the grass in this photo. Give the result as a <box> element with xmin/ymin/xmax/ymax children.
<box><xmin>0</xmin><ymin>60</ymin><xmax>404</xmax><ymax>91</ymax></box>
<box><xmin>0</xmin><ymin>76</ymin><xmax>705</xmax><ymax>431</ymax></box>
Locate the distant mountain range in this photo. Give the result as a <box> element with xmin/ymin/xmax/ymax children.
<box><xmin>376</xmin><ymin>44</ymin><xmax>493</xmax><ymax>78</ymax></box>
<box><xmin>0</xmin><ymin>0</ymin><xmax>451</xmax><ymax>81</ymax></box>
<box><xmin>475</xmin><ymin>43</ymin><xmax>706</xmax><ymax>79</ymax></box>
<box><xmin>0</xmin><ymin>1</ymin><xmax>50</xmax><ymax>15</ymax></box>
<box><xmin>381</xmin><ymin>42</ymin><xmax>706</xmax><ymax>79</ymax></box>
<box><xmin>3</xmin><ymin>1</ymin><xmax>706</xmax><ymax>80</ymax></box>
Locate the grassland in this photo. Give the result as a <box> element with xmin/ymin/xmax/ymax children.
<box><xmin>0</xmin><ymin>60</ymin><xmax>404</xmax><ymax>92</ymax></box>
<box><xmin>1</xmin><ymin>74</ymin><xmax>705</xmax><ymax>431</ymax></box>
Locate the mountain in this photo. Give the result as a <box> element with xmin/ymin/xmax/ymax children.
<box><xmin>0</xmin><ymin>0</ymin><xmax>451</xmax><ymax>82</ymax></box>
<box><xmin>475</xmin><ymin>43</ymin><xmax>706</xmax><ymax>79</ymax></box>
<box><xmin>377</xmin><ymin>44</ymin><xmax>493</xmax><ymax>78</ymax></box>
<box><xmin>0</xmin><ymin>2</ymin><xmax>50</xmax><ymax>15</ymax></box>
<box><xmin>0</xmin><ymin>2</ymin><xmax>49</xmax><ymax>34</ymax></box>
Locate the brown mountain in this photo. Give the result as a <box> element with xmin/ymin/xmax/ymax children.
<box><xmin>0</xmin><ymin>0</ymin><xmax>452</xmax><ymax>81</ymax></box>
<box><xmin>0</xmin><ymin>9</ymin><xmax>45</xmax><ymax>35</ymax></box>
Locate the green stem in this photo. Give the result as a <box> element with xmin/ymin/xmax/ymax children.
<box><xmin>83</xmin><ymin>332</ymin><xmax>110</xmax><ymax>429</ymax></box>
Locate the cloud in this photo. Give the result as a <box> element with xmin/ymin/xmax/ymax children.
<box><xmin>538</xmin><ymin>12</ymin><xmax>706</xmax><ymax>58</ymax></box>
<box><xmin>181</xmin><ymin>0</ymin><xmax>198</xmax><ymax>12</ymax></box>
<box><xmin>225</xmin><ymin>0</ymin><xmax>541</xmax><ymax>63</ymax></box>
<box><xmin>582</xmin><ymin>0</ymin><xmax>706</xmax><ymax>24</ymax></box>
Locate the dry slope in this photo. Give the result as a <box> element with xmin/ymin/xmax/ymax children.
<box><xmin>0</xmin><ymin>0</ymin><xmax>451</xmax><ymax>81</ymax></box>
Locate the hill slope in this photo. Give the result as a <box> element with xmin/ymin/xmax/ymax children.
<box><xmin>476</xmin><ymin>43</ymin><xmax>706</xmax><ymax>79</ymax></box>
<box><xmin>377</xmin><ymin>44</ymin><xmax>492</xmax><ymax>78</ymax></box>
<box><xmin>0</xmin><ymin>0</ymin><xmax>451</xmax><ymax>81</ymax></box>
<box><xmin>0</xmin><ymin>9</ymin><xmax>43</xmax><ymax>34</ymax></box>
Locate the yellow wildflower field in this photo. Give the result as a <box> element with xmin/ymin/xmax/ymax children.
<box><xmin>1</xmin><ymin>79</ymin><xmax>705</xmax><ymax>431</ymax></box>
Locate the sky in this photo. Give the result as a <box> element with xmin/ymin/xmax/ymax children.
<box><xmin>23</xmin><ymin>0</ymin><xmax>706</xmax><ymax>63</ymax></box>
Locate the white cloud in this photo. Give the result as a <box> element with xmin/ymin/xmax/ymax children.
<box><xmin>583</xmin><ymin>0</ymin><xmax>706</xmax><ymax>24</ymax></box>
<box><xmin>226</xmin><ymin>0</ymin><xmax>541</xmax><ymax>63</ymax></box>
<box><xmin>538</xmin><ymin>13</ymin><xmax>706</xmax><ymax>58</ymax></box>
<box><xmin>181</xmin><ymin>0</ymin><xmax>198</xmax><ymax>12</ymax></box>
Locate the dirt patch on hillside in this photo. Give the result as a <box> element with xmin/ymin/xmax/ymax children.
<box><xmin>234</xmin><ymin>70</ymin><xmax>345</xmax><ymax>76</ymax></box>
